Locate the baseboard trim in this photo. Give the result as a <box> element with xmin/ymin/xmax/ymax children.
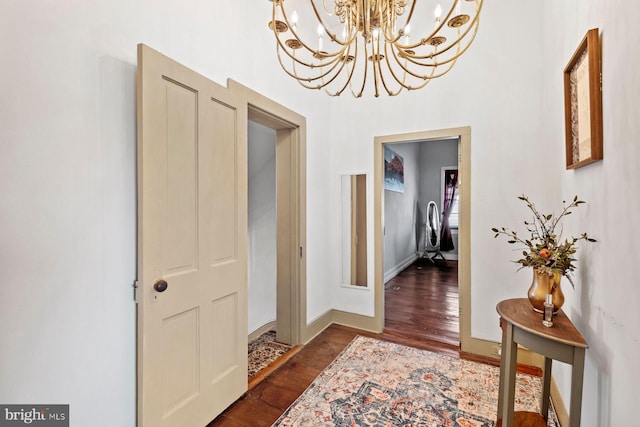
<box><xmin>331</xmin><ymin>310</ymin><xmax>378</xmax><ymax>332</ymax></box>
<box><xmin>301</xmin><ymin>310</ymin><xmax>333</xmax><ymax>344</ymax></box>
<box><xmin>300</xmin><ymin>309</ymin><xmax>380</xmax><ymax>344</ymax></box>
<box><xmin>303</xmin><ymin>312</ymin><xmax>543</xmax><ymax>369</ymax></box>
<box><xmin>249</xmin><ymin>320</ymin><xmax>277</xmax><ymax>341</ymax></box>
<box><xmin>461</xmin><ymin>336</ymin><xmax>544</xmax><ymax>368</ymax></box>
<box><xmin>384</xmin><ymin>254</ymin><xmax>418</xmax><ymax>283</ymax></box>
<box><xmin>550</xmin><ymin>376</ymin><xmax>568</xmax><ymax>427</ymax></box>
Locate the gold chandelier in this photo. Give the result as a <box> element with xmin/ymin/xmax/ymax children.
<box><xmin>268</xmin><ymin>0</ymin><xmax>483</xmax><ymax>97</ymax></box>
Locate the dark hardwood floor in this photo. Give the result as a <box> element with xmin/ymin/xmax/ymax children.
<box><xmin>384</xmin><ymin>258</ymin><xmax>459</xmax><ymax>347</ymax></box>
<box><xmin>208</xmin><ymin>259</ymin><xmax>533</xmax><ymax>426</ymax></box>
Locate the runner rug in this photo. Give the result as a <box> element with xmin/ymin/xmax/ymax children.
<box><xmin>273</xmin><ymin>336</ymin><xmax>558</xmax><ymax>426</ymax></box>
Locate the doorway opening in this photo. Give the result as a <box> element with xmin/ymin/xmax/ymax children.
<box><xmin>373</xmin><ymin>127</ymin><xmax>472</xmax><ymax>352</ymax></box>
<box><xmin>381</xmin><ymin>138</ymin><xmax>460</xmax><ymax>347</ymax></box>
<box><xmin>230</xmin><ymin>80</ymin><xmax>308</xmax><ymax>350</ymax></box>
<box><xmin>247</xmin><ymin>120</ymin><xmax>278</xmax><ymax>338</ymax></box>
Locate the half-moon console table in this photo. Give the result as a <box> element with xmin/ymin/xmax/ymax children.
<box><xmin>496</xmin><ymin>298</ymin><xmax>588</xmax><ymax>427</ymax></box>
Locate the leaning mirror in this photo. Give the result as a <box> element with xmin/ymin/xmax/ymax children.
<box><xmin>341</xmin><ymin>174</ymin><xmax>367</xmax><ymax>287</ymax></box>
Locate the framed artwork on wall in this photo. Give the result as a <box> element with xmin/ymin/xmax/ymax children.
<box><xmin>563</xmin><ymin>28</ymin><xmax>603</xmax><ymax>169</ymax></box>
<box><xmin>384</xmin><ymin>146</ymin><xmax>404</xmax><ymax>193</ymax></box>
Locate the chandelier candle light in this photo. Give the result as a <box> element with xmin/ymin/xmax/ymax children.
<box><xmin>268</xmin><ymin>0</ymin><xmax>483</xmax><ymax>97</ymax></box>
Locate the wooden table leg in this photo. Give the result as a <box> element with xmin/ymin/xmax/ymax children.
<box><xmin>569</xmin><ymin>347</ymin><xmax>586</xmax><ymax>427</ymax></box>
<box><xmin>541</xmin><ymin>356</ymin><xmax>552</xmax><ymax>421</ymax></box>
<box><xmin>497</xmin><ymin>319</ymin><xmax>507</xmax><ymax>421</ymax></box>
<box><xmin>499</xmin><ymin>322</ymin><xmax>518</xmax><ymax>427</ymax></box>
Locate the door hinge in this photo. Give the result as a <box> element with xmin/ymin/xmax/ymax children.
<box><xmin>133</xmin><ymin>280</ymin><xmax>139</xmax><ymax>303</ymax></box>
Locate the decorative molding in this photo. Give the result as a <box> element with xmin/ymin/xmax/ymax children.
<box><xmin>373</xmin><ymin>126</ymin><xmax>472</xmax><ymax>346</ymax></box>
<box><xmin>300</xmin><ymin>309</ymin><xmax>378</xmax><ymax>344</ymax></box>
<box><xmin>461</xmin><ymin>337</ymin><xmax>544</xmax><ymax>368</ymax></box>
<box><xmin>332</xmin><ymin>310</ymin><xmax>378</xmax><ymax>333</ymax></box>
<box><xmin>248</xmin><ymin>321</ymin><xmax>277</xmax><ymax>342</ymax></box>
<box><xmin>228</xmin><ymin>79</ymin><xmax>307</xmax><ymax>347</ymax></box>
<box><xmin>384</xmin><ymin>254</ymin><xmax>418</xmax><ymax>283</ymax></box>
<box><xmin>301</xmin><ymin>310</ymin><xmax>334</xmax><ymax>344</ymax></box>
<box><xmin>551</xmin><ymin>376</ymin><xmax>569</xmax><ymax>427</ymax></box>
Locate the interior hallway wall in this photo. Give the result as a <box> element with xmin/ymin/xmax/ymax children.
<box><xmin>383</xmin><ymin>143</ymin><xmax>421</xmax><ymax>282</ymax></box>
<box><xmin>330</xmin><ymin>2</ymin><xmax>546</xmax><ymax>319</ymax></box>
<box><xmin>248</xmin><ymin>121</ymin><xmax>277</xmax><ymax>335</ymax></box>
<box><xmin>9</xmin><ymin>1</ymin><xmax>638</xmax><ymax>425</ymax></box>
<box><xmin>538</xmin><ymin>1</ymin><xmax>640</xmax><ymax>424</ymax></box>
<box><xmin>0</xmin><ymin>2</ymin><xmax>333</xmax><ymax>426</ymax></box>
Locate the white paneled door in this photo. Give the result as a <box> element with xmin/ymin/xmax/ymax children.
<box><xmin>136</xmin><ymin>44</ymin><xmax>248</xmax><ymax>427</ymax></box>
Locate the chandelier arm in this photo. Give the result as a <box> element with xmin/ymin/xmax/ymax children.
<box><xmin>398</xmin><ymin>20</ymin><xmax>479</xmax><ymax>68</ymax></box>
<box><xmin>383</xmin><ymin>39</ymin><xmax>461</xmax><ymax>83</ymax></box>
<box><xmin>406</xmin><ymin>63</ymin><xmax>454</xmax><ymax>90</ymax></box>
<box><xmin>313</xmin><ymin>53</ymin><xmax>355</xmax><ymax>89</ymax></box>
<box><xmin>342</xmin><ymin>43</ymin><xmax>361</xmax><ymax>98</ymax></box>
<box><xmin>402</xmin><ymin>0</ymin><xmax>476</xmax><ymax>51</ymax></box>
<box><xmin>270</xmin><ymin>5</ymin><xmax>351</xmax><ymax>72</ymax></box>
<box><xmin>309</xmin><ymin>0</ymin><xmax>345</xmax><ymax>46</ymax></box>
<box><xmin>387</xmin><ymin>42</ymin><xmax>439</xmax><ymax>77</ymax></box>
<box><xmin>419</xmin><ymin>24</ymin><xmax>479</xmax><ymax>68</ymax></box>
<box><xmin>372</xmin><ymin>44</ymin><xmax>381</xmax><ymax>97</ymax></box>
<box><xmin>401</xmin><ymin>14</ymin><xmax>468</xmax><ymax>53</ymax></box>
<box><xmin>276</xmin><ymin>46</ymin><xmax>325</xmax><ymax>89</ymax></box>
<box><xmin>384</xmin><ymin>0</ymin><xmax>418</xmax><ymax>45</ymax></box>
<box><xmin>404</xmin><ymin>76</ymin><xmax>434</xmax><ymax>91</ymax></box>
<box><xmin>274</xmin><ymin>33</ymin><xmax>345</xmax><ymax>70</ymax></box>
<box><xmin>271</xmin><ymin>4</ymin><xmax>337</xmax><ymax>69</ymax></box>
<box><xmin>281</xmin><ymin>3</ymin><xmax>346</xmax><ymax>50</ymax></box>
<box><xmin>273</xmin><ymin>0</ymin><xmax>352</xmax><ymax>58</ymax></box>
<box><xmin>389</xmin><ymin>43</ymin><xmax>438</xmax><ymax>90</ymax></box>
<box><xmin>326</xmin><ymin>40</ymin><xmax>361</xmax><ymax>96</ymax></box>
<box><xmin>385</xmin><ymin>42</ymin><xmax>437</xmax><ymax>86</ymax></box>
<box><xmin>320</xmin><ymin>0</ymin><xmax>339</xmax><ymax>16</ymax></box>
<box><xmin>371</xmin><ymin>34</ymin><xmax>401</xmax><ymax>96</ymax></box>
<box><xmin>426</xmin><ymin>14</ymin><xmax>481</xmax><ymax>58</ymax></box>
<box><xmin>376</xmin><ymin>34</ymin><xmax>409</xmax><ymax>95</ymax></box>
<box><xmin>411</xmin><ymin>58</ymin><xmax>459</xmax><ymax>83</ymax></box>
<box><xmin>404</xmin><ymin>0</ymin><xmax>417</xmax><ymax>23</ymax></box>
<box><xmin>381</xmin><ymin>13</ymin><xmax>402</xmax><ymax>45</ymax></box>
<box><xmin>423</xmin><ymin>0</ymin><xmax>483</xmax><ymax>57</ymax></box>
<box><xmin>377</xmin><ymin>57</ymin><xmax>405</xmax><ymax>96</ymax></box>
<box><xmin>276</xmin><ymin>44</ymin><xmax>347</xmax><ymax>86</ymax></box>
<box><xmin>349</xmin><ymin>37</ymin><xmax>369</xmax><ymax>98</ymax></box>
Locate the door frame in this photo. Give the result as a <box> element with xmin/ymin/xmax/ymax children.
<box><xmin>229</xmin><ymin>80</ymin><xmax>307</xmax><ymax>346</ymax></box>
<box><xmin>373</xmin><ymin>127</ymin><xmax>474</xmax><ymax>351</ymax></box>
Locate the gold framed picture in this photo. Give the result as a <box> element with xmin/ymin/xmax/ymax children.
<box><xmin>563</xmin><ymin>28</ymin><xmax>603</xmax><ymax>169</ymax></box>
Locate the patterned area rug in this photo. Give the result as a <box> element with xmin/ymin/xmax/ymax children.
<box><xmin>248</xmin><ymin>331</ymin><xmax>293</xmax><ymax>378</ymax></box>
<box><xmin>273</xmin><ymin>336</ymin><xmax>559</xmax><ymax>426</ymax></box>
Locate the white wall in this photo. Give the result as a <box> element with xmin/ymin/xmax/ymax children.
<box><xmin>247</xmin><ymin>121</ymin><xmax>277</xmax><ymax>335</ymax></box>
<box><xmin>538</xmin><ymin>1</ymin><xmax>640</xmax><ymax>424</ymax></box>
<box><xmin>3</xmin><ymin>0</ymin><xmax>636</xmax><ymax>425</ymax></box>
<box><xmin>332</xmin><ymin>2</ymin><xmax>545</xmax><ymax>320</ymax></box>
<box><xmin>383</xmin><ymin>143</ymin><xmax>421</xmax><ymax>280</ymax></box>
<box><xmin>0</xmin><ymin>2</ymin><xmax>333</xmax><ymax>426</ymax></box>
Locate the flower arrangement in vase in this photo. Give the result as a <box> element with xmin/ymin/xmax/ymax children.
<box><xmin>492</xmin><ymin>195</ymin><xmax>596</xmax><ymax>312</ymax></box>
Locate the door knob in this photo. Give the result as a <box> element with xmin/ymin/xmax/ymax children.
<box><xmin>153</xmin><ymin>279</ymin><xmax>168</xmax><ymax>293</ymax></box>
